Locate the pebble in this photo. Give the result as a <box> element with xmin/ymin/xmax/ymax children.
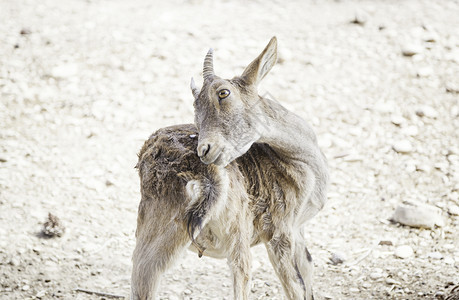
<box><xmin>36</xmin><ymin>290</ymin><xmax>46</xmax><ymax>298</ymax></box>
<box><xmin>362</xmin><ymin>282</ymin><xmax>372</xmax><ymax>288</ymax></box>
<box><xmin>349</xmin><ymin>287</ymin><xmax>360</xmax><ymax>293</ymax></box>
<box><xmin>415</xmin><ymin>105</ymin><xmax>438</xmax><ymax>118</ymax></box>
<box><xmin>444</xmin><ymin>257</ymin><xmax>455</xmax><ymax>264</ymax></box>
<box><xmin>329</xmin><ymin>252</ymin><xmax>346</xmax><ymax>265</ymax></box>
<box><xmin>369</xmin><ymin>272</ymin><xmax>383</xmax><ymax>280</ymax></box>
<box><xmin>401</xmin><ymin>44</ymin><xmax>423</xmax><ymax>56</ymax></box>
<box><xmin>391</xmin><ymin>202</ymin><xmax>444</xmax><ymax>228</ymax></box>
<box><xmin>184</xmin><ymin>289</ymin><xmax>192</xmax><ymax>295</ymax></box>
<box><xmin>401</xmin><ymin>125</ymin><xmax>419</xmax><ymax>136</ymax></box>
<box><xmin>394</xmin><ymin>245</ymin><xmax>414</xmax><ymax>259</ymax></box>
<box><xmin>427</xmin><ymin>252</ymin><xmax>443</xmax><ymax>260</ymax></box>
<box><xmin>416</xmin><ymin>67</ymin><xmax>433</xmax><ymax>77</ymax></box>
<box><xmin>391</xmin><ymin>115</ymin><xmax>405</xmax><ymax>125</ymax></box>
<box><xmin>448</xmin><ymin>205</ymin><xmax>459</xmax><ymax>216</ymax></box>
<box><xmin>386</xmin><ymin>278</ymin><xmax>400</xmax><ymax>285</ymax></box>
<box><xmin>351</xmin><ymin>9</ymin><xmax>368</xmax><ymax>25</ymax></box>
<box><xmin>50</xmin><ymin>63</ymin><xmax>79</xmax><ymax>78</ymax></box>
<box><xmin>392</xmin><ymin>140</ymin><xmax>413</xmax><ymax>153</ymax></box>
<box><xmin>22</xmin><ymin>284</ymin><xmax>30</xmax><ymax>291</ymax></box>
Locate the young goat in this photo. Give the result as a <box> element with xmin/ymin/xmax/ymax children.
<box><xmin>131</xmin><ymin>37</ymin><xmax>329</xmax><ymax>300</ymax></box>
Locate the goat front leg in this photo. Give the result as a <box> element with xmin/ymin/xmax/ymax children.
<box><xmin>226</xmin><ymin>225</ymin><xmax>252</xmax><ymax>300</ymax></box>
<box><xmin>265</xmin><ymin>229</ymin><xmax>314</xmax><ymax>300</ymax></box>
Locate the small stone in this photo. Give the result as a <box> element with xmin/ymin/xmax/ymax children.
<box><xmin>9</xmin><ymin>257</ymin><xmax>20</xmax><ymax>266</ymax></box>
<box><xmin>391</xmin><ymin>202</ymin><xmax>444</xmax><ymax>228</ymax></box>
<box><xmin>378</xmin><ymin>240</ymin><xmax>393</xmax><ymax>246</ymax></box>
<box><xmin>370</xmin><ymin>272</ymin><xmax>383</xmax><ymax>280</ymax></box>
<box><xmin>42</xmin><ymin>213</ymin><xmax>65</xmax><ymax>238</ymax></box>
<box><xmin>401</xmin><ymin>125</ymin><xmax>419</xmax><ymax>136</ymax></box>
<box><xmin>446</xmin><ymin>81</ymin><xmax>459</xmax><ymax>94</ymax></box>
<box><xmin>20</xmin><ymin>28</ymin><xmax>32</xmax><ymax>35</ymax></box>
<box><xmin>416</xmin><ymin>67</ymin><xmax>433</xmax><ymax>77</ymax></box>
<box><xmin>395</xmin><ymin>245</ymin><xmax>414</xmax><ymax>259</ymax></box>
<box><xmin>349</xmin><ymin>287</ymin><xmax>360</xmax><ymax>293</ymax></box>
<box><xmin>444</xmin><ymin>257</ymin><xmax>455</xmax><ymax>264</ymax></box>
<box><xmin>448</xmin><ymin>205</ymin><xmax>459</xmax><ymax>216</ymax></box>
<box><xmin>184</xmin><ymin>289</ymin><xmax>192</xmax><ymax>295</ymax></box>
<box><xmin>427</xmin><ymin>252</ymin><xmax>443</xmax><ymax>260</ymax></box>
<box><xmin>401</xmin><ymin>44</ymin><xmax>423</xmax><ymax>56</ymax></box>
<box><xmin>50</xmin><ymin>63</ymin><xmax>79</xmax><ymax>79</ymax></box>
<box><xmin>391</xmin><ymin>115</ymin><xmax>405</xmax><ymax>126</ymax></box>
<box><xmin>36</xmin><ymin>290</ymin><xmax>46</xmax><ymax>297</ymax></box>
<box><xmin>362</xmin><ymin>282</ymin><xmax>372</xmax><ymax>288</ymax></box>
<box><xmin>329</xmin><ymin>252</ymin><xmax>346</xmax><ymax>265</ymax></box>
<box><xmin>415</xmin><ymin>105</ymin><xmax>438</xmax><ymax>118</ymax></box>
<box><xmin>386</xmin><ymin>278</ymin><xmax>400</xmax><ymax>285</ymax></box>
<box><xmin>350</xmin><ymin>10</ymin><xmax>368</xmax><ymax>25</ymax></box>
<box><xmin>278</xmin><ymin>48</ymin><xmax>293</xmax><ymax>64</ymax></box>
<box><xmin>392</xmin><ymin>140</ymin><xmax>413</xmax><ymax>153</ymax></box>
<box><xmin>22</xmin><ymin>285</ymin><xmax>30</xmax><ymax>291</ymax></box>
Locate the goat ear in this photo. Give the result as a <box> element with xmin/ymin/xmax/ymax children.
<box><xmin>190</xmin><ymin>77</ymin><xmax>200</xmax><ymax>100</ymax></box>
<box><xmin>241</xmin><ymin>36</ymin><xmax>277</xmax><ymax>86</ymax></box>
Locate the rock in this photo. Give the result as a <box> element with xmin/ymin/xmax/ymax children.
<box><xmin>278</xmin><ymin>47</ymin><xmax>293</xmax><ymax>64</ymax></box>
<box><xmin>386</xmin><ymin>278</ymin><xmax>401</xmax><ymax>285</ymax></box>
<box><xmin>416</xmin><ymin>67</ymin><xmax>433</xmax><ymax>77</ymax></box>
<box><xmin>401</xmin><ymin>44</ymin><xmax>423</xmax><ymax>56</ymax></box>
<box><xmin>20</xmin><ymin>28</ymin><xmax>32</xmax><ymax>35</ymax></box>
<box><xmin>36</xmin><ymin>290</ymin><xmax>46</xmax><ymax>298</ymax></box>
<box><xmin>401</xmin><ymin>125</ymin><xmax>419</xmax><ymax>136</ymax></box>
<box><xmin>349</xmin><ymin>287</ymin><xmax>360</xmax><ymax>292</ymax></box>
<box><xmin>391</xmin><ymin>202</ymin><xmax>444</xmax><ymax>228</ymax></box>
<box><xmin>444</xmin><ymin>257</ymin><xmax>455</xmax><ymax>264</ymax></box>
<box><xmin>369</xmin><ymin>272</ymin><xmax>383</xmax><ymax>280</ymax></box>
<box><xmin>394</xmin><ymin>245</ymin><xmax>414</xmax><ymax>259</ymax></box>
<box><xmin>50</xmin><ymin>63</ymin><xmax>79</xmax><ymax>79</ymax></box>
<box><xmin>9</xmin><ymin>257</ymin><xmax>20</xmax><ymax>266</ymax></box>
<box><xmin>329</xmin><ymin>252</ymin><xmax>346</xmax><ymax>265</ymax></box>
<box><xmin>448</xmin><ymin>205</ymin><xmax>459</xmax><ymax>216</ymax></box>
<box><xmin>350</xmin><ymin>10</ymin><xmax>368</xmax><ymax>25</ymax></box>
<box><xmin>184</xmin><ymin>289</ymin><xmax>192</xmax><ymax>295</ymax></box>
<box><xmin>415</xmin><ymin>105</ymin><xmax>438</xmax><ymax>118</ymax></box>
<box><xmin>391</xmin><ymin>115</ymin><xmax>405</xmax><ymax>126</ymax></box>
<box><xmin>362</xmin><ymin>282</ymin><xmax>372</xmax><ymax>288</ymax></box>
<box><xmin>427</xmin><ymin>252</ymin><xmax>443</xmax><ymax>260</ymax></box>
<box><xmin>378</xmin><ymin>240</ymin><xmax>393</xmax><ymax>246</ymax></box>
<box><xmin>42</xmin><ymin>213</ymin><xmax>65</xmax><ymax>238</ymax></box>
<box><xmin>392</xmin><ymin>140</ymin><xmax>413</xmax><ymax>153</ymax></box>
<box><xmin>446</xmin><ymin>81</ymin><xmax>459</xmax><ymax>94</ymax></box>
<box><xmin>22</xmin><ymin>284</ymin><xmax>30</xmax><ymax>291</ymax></box>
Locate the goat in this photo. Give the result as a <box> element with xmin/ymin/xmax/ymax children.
<box><xmin>131</xmin><ymin>37</ymin><xmax>329</xmax><ymax>300</ymax></box>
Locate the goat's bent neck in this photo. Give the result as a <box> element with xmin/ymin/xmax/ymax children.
<box><xmin>256</xmin><ymin>97</ymin><xmax>323</xmax><ymax>167</ymax></box>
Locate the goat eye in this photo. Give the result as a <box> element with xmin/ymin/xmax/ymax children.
<box><xmin>218</xmin><ymin>89</ymin><xmax>230</xmax><ymax>100</ymax></box>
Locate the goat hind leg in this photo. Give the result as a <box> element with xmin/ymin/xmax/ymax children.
<box><xmin>131</xmin><ymin>223</ymin><xmax>189</xmax><ymax>300</ymax></box>
<box><xmin>265</xmin><ymin>230</ymin><xmax>314</xmax><ymax>300</ymax></box>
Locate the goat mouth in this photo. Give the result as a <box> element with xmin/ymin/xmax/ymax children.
<box><xmin>200</xmin><ymin>147</ymin><xmax>225</xmax><ymax>166</ymax></box>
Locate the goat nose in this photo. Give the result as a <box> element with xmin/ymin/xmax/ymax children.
<box><xmin>197</xmin><ymin>143</ymin><xmax>211</xmax><ymax>158</ymax></box>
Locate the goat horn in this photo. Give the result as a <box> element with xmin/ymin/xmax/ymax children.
<box><xmin>190</xmin><ymin>77</ymin><xmax>200</xmax><ymax>99</ymax></box>
<box><xmin>203</xmin><ymin>48</ymin><xmax>214</xmax><ymax>80</ymax></box>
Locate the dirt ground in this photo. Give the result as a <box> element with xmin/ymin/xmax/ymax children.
<box><xmin>1</xmin><ymin>0</ymin><xmax>458</xmax><ymax>299</ymax></box>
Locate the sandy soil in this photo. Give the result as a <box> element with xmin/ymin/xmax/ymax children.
<box><xmin>1</xmin><ymin>0</ymin><xmax>458</xmax><ymax>299</ymax></box>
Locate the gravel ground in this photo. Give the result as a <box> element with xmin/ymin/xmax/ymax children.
<box><xmin>0</xmin><ymin>0</ymin><xmax>458</xmax><ymax>299</ymax></box>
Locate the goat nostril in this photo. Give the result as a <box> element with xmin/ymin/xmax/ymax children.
<box><xmin>198</xmin><ymin>144</ymin><xmax>211</xmax><ymax>158</ymax></box>
<box><xmin>203</xmin><ymin>144</ymin><xmax>211</xmax><ymax>157</ymax></box>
